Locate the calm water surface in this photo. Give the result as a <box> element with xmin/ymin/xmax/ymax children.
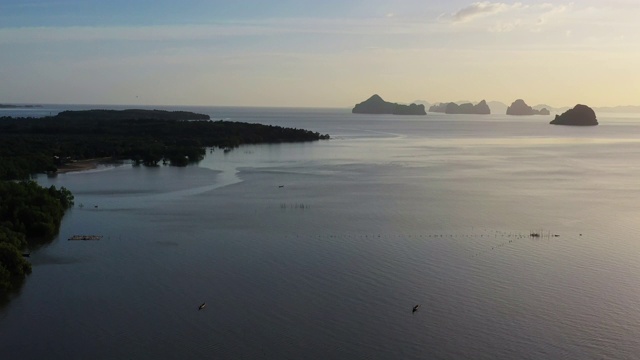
<box><xmin>2</xmin><ymin>107</ymin><xmax>640</xmax><ymax>359</ymax></box>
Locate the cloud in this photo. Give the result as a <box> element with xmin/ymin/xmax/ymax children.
<box><xmin>451</xmin><ymin>2</ymin><xmax>516</xmax><ymax>23</ymax></box>
<box><xmin>488</xmin><ymin>19</ymin><xmax>522</xmax><ymax>33</ymax></box>
<box><xmin>448</xmin><ymin>2</ymin><xmax>573</xmax><ymax>33</ymax></box>
<box><xmin>536</xmin><ymin>3</ymin><xmax>570</xmax><ymax>23</ymax></box>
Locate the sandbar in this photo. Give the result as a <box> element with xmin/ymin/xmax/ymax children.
<box><xmin>56</xmin><ymin>158</ymin><xmax>113</xmax><ymax>174</ymax></box>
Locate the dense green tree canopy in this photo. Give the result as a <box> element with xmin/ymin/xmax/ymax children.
<box><xmin>0</xmin><ymin>109</ymin><xmax>329</xmax><ymax>179</ymax></box>
<box><xmin>0</xmin><ymin>181</ymin><xmax>73</xmax><ymax>296</ymax></box>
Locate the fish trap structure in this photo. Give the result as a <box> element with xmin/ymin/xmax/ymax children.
<box><xmin>68</xmin><ymin>235</ymin><xmax>103</xmax><ymax>241</ymax></box>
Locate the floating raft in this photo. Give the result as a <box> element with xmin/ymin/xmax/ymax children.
<box><xmin>68</xmin><ymin>235</ymin><xmax>103</xmax><ymax>241</ymax></box>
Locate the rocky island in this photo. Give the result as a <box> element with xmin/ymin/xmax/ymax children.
<box><xmin>550</xmin><ymin>104</ymin><xmax>598</xmax><ymax>126</ymax></box>
<box><xmin>428</xmin><ymin>103</ymin><xmax>448</xmax><ymax>113</ymax></box>
<box><xmin>506</xmin><ymin>99</ymin><xmax>550</xmax><ymax>115</ymax></box>
<box><xmin>447</xmin><ymin>100</ymin><xmax>491</xmax><ymax>114</ymax></box>
<box><xmin>428</xmin><ymin>100</ymin><xmax>491</xmax><ymax>114</ymax></box>
<box><xmin>352</xmin><ymin>95</ymin><xmax>426</xmax><ymax>115</ymax></box>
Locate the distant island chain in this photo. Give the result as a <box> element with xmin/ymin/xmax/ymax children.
<box><xmin>352</xmin><ymin>95</ymin><xmax>598</xmax><ymax>126</ymax></box>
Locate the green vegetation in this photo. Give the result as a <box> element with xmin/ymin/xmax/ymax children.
<box><xmin>0</xmin><ymin>181</ymin><xmax>74</xmax><ymax>296</ymax></box>
<box><xmin>0</xmin><ymin>109</ymin><xmax>329</xmax><ymax>179</ymax></box>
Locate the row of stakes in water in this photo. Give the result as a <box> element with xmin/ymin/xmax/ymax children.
<box><xmin>280</xmin><ymin>203</ymin><xmax>311</xmax><ymax>210</ymax></box>
<box><xmin>283</xmin><ymin>230</ymin><xmax>565</xmax><ymax>258</ymax></box>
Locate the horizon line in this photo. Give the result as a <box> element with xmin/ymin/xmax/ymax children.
<box><xmin>4</xmin><ymin>101</ymin><xmax>640</xmax><ymax>110</ymax></box>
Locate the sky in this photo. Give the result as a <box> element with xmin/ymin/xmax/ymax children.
<box><xmin>1</xmin><ymin>0</ymin><xmax>639</xmax><ymax>107</ymax></box>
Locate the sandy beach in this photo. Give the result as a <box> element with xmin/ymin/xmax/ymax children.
<box><xmin>56</xmin><ymin>158</ymin><xmax>113</xmax><ymax>173</ymax></box>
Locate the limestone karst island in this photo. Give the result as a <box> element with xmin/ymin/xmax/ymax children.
<box><xmin>550</xmin><ymin>104</ymin><xmax>598</xmax><ymax>126</ymax></box>
<box><xmin>428</xmin><ymin>100</ymin><xmax>491</xmax><ymax>115</ymax></box>
<box><xmin>352</xmin><ymin>95</ymin><xmax>426</xmax><ymax>115</ymax></box>
<box><xmin>506</xmin><ymin>99</ymin><xmax>550</xmax><ymax>115</ymax></box>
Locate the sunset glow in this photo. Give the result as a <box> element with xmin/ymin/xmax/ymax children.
<box><xmin>1</xmin><ymin>0</ymin><xmax>638</xmax><ymax>107</ymax></box>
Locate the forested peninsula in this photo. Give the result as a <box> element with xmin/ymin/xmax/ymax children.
<box><xmin>0</xmin><ymin>109</ymin><xmax>329</xmax><ymax>299</ymax></box>
<box><xmin>0</xmin><ymin>109</ymin><xmax>330</xmax><ymax>179</ymax></box>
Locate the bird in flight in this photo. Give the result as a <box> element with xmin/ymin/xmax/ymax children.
<box><xmin>199</xmin><ymin>302</ymin><xmax>206</xmax><ymax>310</ymax></box>
<box><xmin>412</xmin><ymin>304</ymin><xmax>420</xmax><ymax>313</ymax></box>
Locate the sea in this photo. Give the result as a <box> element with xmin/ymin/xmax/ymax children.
<box><xmin>1</xmin><ymin>105</ymin><xmax>640</xmax><ymax>359</ymax></box>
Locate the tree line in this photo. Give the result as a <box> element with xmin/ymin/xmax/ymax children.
<box><xmin>0</xmin><ymin>109</ymin><xmax>329</xmax><ymax>178</ymax></box>
<box><xmin>0</xmin><ymin>181</ymin><xmax>74</xmax><ymax>296</ymax></box>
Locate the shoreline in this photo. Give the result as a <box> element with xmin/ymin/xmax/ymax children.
<box><xmin>56</xmin><ymin>157</ymin><xmax>114</xmax><ymax>174</ymax></box>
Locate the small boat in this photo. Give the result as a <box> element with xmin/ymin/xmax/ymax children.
<box><xmin>198</xmin><ymin>302</ymin><xmax>206</xmax><ymax>310</ymax></box>
<box><xmin>412</xmin><ymin>304</ymin><xmax>420</xmax><ymax>313</ymax></box>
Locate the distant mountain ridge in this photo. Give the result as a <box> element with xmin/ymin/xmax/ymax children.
<box><xmin>532</xmin><ymin>104</ymin><xmax>569</xmax><ymax>114</ymax></box>
<box><xmin>593</xmin><ymin>105</ymin><xmax>640</xmax><ymax>113</ymax></box>
<box><xmin>487</xmin><ymin>101</ymin><xmax>508</xmax><ymax>115</ymax></box>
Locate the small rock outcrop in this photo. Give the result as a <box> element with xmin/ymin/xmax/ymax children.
<box><xmin>550</xmin><ymin>104</ymin><xmax>598</xmax><ymax>126</ymax></box>
<box><xmin>506</xmin><ymin>99</ymin><xmax>548</xmax><ymax>115</ymax></box>
<box><xmin>352</xmin><ymin>95</ymin><xmax>426</xmax><ymax>115</ymax></box>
